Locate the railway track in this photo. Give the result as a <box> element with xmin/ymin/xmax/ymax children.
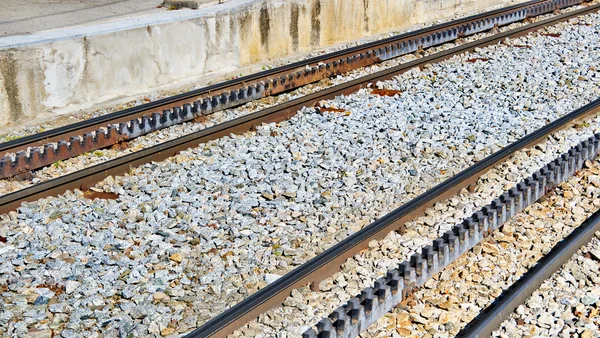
<box><xmin>190</xmin><ymin>7</ymin><xmax>600</xmax><ymax>337</ymax></box>
<box><xmin>0</xmin><ymin>0</ymin><xmax>589</xmax><ymax>180</ymax></box>
<box><xmin>184</xmin><ymin>7</ymin><xmax>600</xmax><ymax>337</ymax></box>
<box><xmin>300</xmin><ymin>130</ymin><xmax>600</xmax><ymax>337</ymax></box>
<box><xmin>0</xmin><ymin>2</ymin><xmax>596</xmax><ymax>213</ymax></box>
<box><xmin>1</xmin><ymin>2</ymin><xmax>600</xmax><ymax>338</ymax></box>
<box><xmin>352</xmin><ymin>160</ymin><xmax>600</xmax><ymax>337</ymax></box>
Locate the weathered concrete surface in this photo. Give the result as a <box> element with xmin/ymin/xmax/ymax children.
<box><xmin>0</xmin><ymin>0</ymin><xmax>164</xmax><ymax>37</ymax></box>
<box><xmin>0</xmin><ymin>0</ymin><xmax>528</xmax><ymax>128</ymax></box>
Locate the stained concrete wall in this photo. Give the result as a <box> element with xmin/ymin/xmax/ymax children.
<box><xmin>0</xmin><ymin>0</ymin><xmax>526</xmax><ymax>128</ymax></box>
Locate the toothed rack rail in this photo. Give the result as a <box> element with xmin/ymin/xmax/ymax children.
<box><xmin>0</xmin><ymin>0</ymin><xmax>587</xmax><ymax>180</ymax></box>
<box><xmin>303</xmin><ymin>133</ymin><xmax>600</xmax><ymax>338</ymax></box>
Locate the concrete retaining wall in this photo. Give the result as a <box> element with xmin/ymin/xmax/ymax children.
<box><xmin>0</xmin><ymin>0</ymin><xmax>525</xmax><ymax>128</ymax></box>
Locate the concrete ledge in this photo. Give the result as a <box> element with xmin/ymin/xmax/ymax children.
<box><xmin>0</xmin><ymin>0</ymin><xmax>526</xmax><ymax>128</ymax></box>
<box><xmin>165</xmin><ymin>0</ymin><xmax>232</xmax><ymax>9</ymax></box>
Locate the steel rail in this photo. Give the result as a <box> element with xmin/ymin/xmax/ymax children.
<box><xmin>0</xmin><ymin>0</ymin><xmax>587</xmax><ymax>179</ymax></box>
<box><xmin>458</xmin><ymin>207</ymin><xmax>600</xmax><ymax>338</ymax></box>
<box><xmin>182</xmin><ymin>6</ymin><xmax>600</xmax><ymax>336</ymax></box>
